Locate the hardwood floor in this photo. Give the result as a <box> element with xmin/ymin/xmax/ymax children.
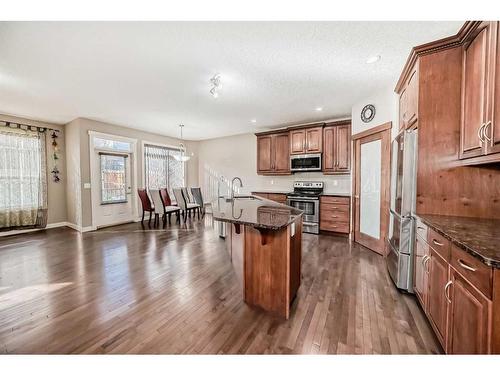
<box><xmin>0</xmin><ymin>216</ymin><xmax>442</xmax><ymax>354</ymax></box>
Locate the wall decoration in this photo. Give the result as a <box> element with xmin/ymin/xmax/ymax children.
<box><xmin>50</xmin><ymin>131</ymin><xmax>61</xmax><ymax>182</ymax></box>
<box><xmin>361</xmin><ymin>104</ymin><xmax>376</xmax><ymax>123</ymax></box>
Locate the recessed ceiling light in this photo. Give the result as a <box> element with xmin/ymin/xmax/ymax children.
<box><xmin>366</xmin><ymin>55</ymin><xmax>381</xmax><ymax>64</ymax></box>
<box><xmin>251</xmin><ymin>119</ymin><xmax>257</xmax><ymax>123</ymax></box>
<box><xmin>315</xmin><ymin>107</ymin><xmax>323</xmax><ymax>112</ymax></box>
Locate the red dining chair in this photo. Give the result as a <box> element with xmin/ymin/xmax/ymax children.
<box><xmin>137</xmin><ymin>188</ymin><xmax>154</xmax><ymax>224</ymax></box>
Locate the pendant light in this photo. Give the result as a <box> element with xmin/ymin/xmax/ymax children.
<box><xmin>174</xmin><ymin>124</ymin><xmax>191</xmax><ymax>162</ymax></box>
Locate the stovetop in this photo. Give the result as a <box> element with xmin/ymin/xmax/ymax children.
<box><xmin>286</xmin><ymin>181</ymin><xmax>324</xmax><ymax>198</ymax></box>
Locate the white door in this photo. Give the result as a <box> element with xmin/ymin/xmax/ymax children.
<box><xmin>89</xmin><ymin>133</ymin><xmax>137</xmax><ymax>229</ymax></box>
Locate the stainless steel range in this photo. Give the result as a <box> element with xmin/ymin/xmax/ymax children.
<box><xmin>286</xmin><ymin>181</ymin><xmax>323</xmax><ymax>234</ymax></box>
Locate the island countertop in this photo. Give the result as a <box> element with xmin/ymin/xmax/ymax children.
<box><xmin>211</xmin><ymin>195</ymin><xmax>303</xmax><ymax>230</ymax></box>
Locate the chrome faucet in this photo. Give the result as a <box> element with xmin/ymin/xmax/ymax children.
<box><xmin>230</xmin><ymin>177</ymin><xmax>243</xmax><ymax>200</ymax></box>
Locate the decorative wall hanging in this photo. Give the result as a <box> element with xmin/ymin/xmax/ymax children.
<box><xmin>50</xmin><ymin>131</ymin><xmax>61</xmax><ymax>182</ymax></box>
<box><xmin>361</xmin><ymin>104</ymin><xmax>376</xmax><ymax>123</ymax></box>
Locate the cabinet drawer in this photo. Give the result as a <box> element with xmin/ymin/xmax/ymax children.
<box><xmin>450</xmin><ymin>245</ymin><xmax>493</xmax><ymax>299</ymax></box>
<box><xmin>320</xmin><ymin>220</ymin><xmax>350</xmax><ymax>233</ymax></box>
<box><xmin>415</xmin><ymin>217</ymin><xmax>428</xmax><ymax>241</ymax></box>
<box><xmin>320</xmin><ymin>206</ymin><xmax>350</xmax><ymax>220</ymax></box>
<box><xmin>320</xmin><ymin>196</ymin><xmax>350</xmax><ymax>205</ymax></box>
<box><xmin>427</xmin><ymin>228</ymin><xmax>451</xmax><ymax>261</ymax></box>
<box><xmin>252</xmin><ymin>192</ymin><xmax>269</xmax><ymax>199</ymax></box>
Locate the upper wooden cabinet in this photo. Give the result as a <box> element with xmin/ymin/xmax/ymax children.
<box><xmin>322</xmin><ymin>121</ymin><xmax>351</xmax><ymax>174</ymax></box>
<box><xmin>290</xmin><ymin>125</ymin><xmax>323</xmax><ymax>154</ymax></box>
<box><xmin>398</xmin><ymin>62</ymin><xmax>419</xmax><ymax>131</ymax></box>
<box><xmin>460</xmin><ymin>21</ymin><xmax>500</xmax><ymax>164</ymax></box>
<box><xmin>256</xmin><ymin>132</ymin><xmax>291</xmax><ymax>175</ymax></box>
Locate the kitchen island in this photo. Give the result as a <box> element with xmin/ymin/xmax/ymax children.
<box><xmin>212</xmin><ymin>195</ymin><xmax>303</xmax><ymax>319</ymax></box>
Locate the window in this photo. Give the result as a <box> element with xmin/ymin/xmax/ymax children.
<box><xmin>0</xmin><ymin>127</ymin><xmax>47</xmax><ymax>229</ymax></box>
<box><xmin>100</xmin><ymin>153</ymin><xmax>127</xmax><ymax>204</ymax></box>
<box><xmin>93</xmin><ymin>137</ymin><xmax>132</xmax><ymax>152</ymax></box>
<box><xmin>144</xmin><ymin>144</ymin><xmax>184</xmax><ymax>197</ymax></box>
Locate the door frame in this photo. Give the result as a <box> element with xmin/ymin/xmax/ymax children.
<box><xmin>89</xmin><ymin>131</ymin><xmax>138</xmax><ymax>230</ymax></box>
<box><xmin>351</xmin><ymin>122</ymin><xmax>392</xmax><ymax>256</ymax></box>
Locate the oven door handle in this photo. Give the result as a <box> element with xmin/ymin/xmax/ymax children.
<box><xmin>287</xmin><ymin>196</ymin><xmax>320</xmax><ymax>201</ymax></box>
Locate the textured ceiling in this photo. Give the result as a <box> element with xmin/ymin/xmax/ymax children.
<box><xmin>0</xmin><ymin>21</ymin><xmax>462</xmax><ymax>140</ymax></box>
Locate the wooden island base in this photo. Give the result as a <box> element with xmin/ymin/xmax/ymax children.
<box><xmin>225</xmin><ymin>219</ymin><xmax>302</xmax><ymax>319</ymax></box>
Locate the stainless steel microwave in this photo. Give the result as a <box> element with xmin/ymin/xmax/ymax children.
<box><xmin>290</xmin><ymin>153</ymin><xmax>322</xmax><ymax>172</ymax></box>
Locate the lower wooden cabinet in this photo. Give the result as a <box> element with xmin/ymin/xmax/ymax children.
<box><xmin>413</xmin><ymin>219</ymin><xmax>496</xmax><ymax>354</ymax></box>
<box><xmin>447</xmin><ymin>268</ymin><xmax>492</xmax><ymax>354</ymax></box>
<box><xmin>319</xmin><ymin>196</ymin><xmax>350</xmax><ymax>234</ymax></box>
<box><xmin>414</xmin><ymin>234</ymin><xmax>429</xmax><ymax>310</ymax></box>
<box><xmin>427</xmin><ymin>249</ymin><xmax>449</xmax><ymax>347</ymax></box>
<box><xmin>252</xmin><ymin>192</ymin><xmax>287</xmax><ymax>204</ymax></box>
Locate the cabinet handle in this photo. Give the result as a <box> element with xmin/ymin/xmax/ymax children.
<box><xmin>483</xmin><ymin>121</ymin><xmax>492</xmax><ymax>142</ymax></box>
<box><xmin>423</xmin><ymin>255</ymin><xmax>430</xmax><ymax>274</ymax></box>
<box><xmin>458</xmin><ymin>259</ymin><xmax>477</xmax><ymax>272</ymax></box>
<box><xmin>432</xmin><ymin>239</ymin><xmax>444</xmax><ymax>247</ymax></box>
<box><xmin>478</xmin><ymin>123</ymin><xmax>486</xmax><ymax>143</ymax></box>
<box><xmin>444</xmin><ymin>280</ymin><xmax>453</xmax><ymax>304</ymax></box>
<box><xmin>417</xmin><ymin>226</ymin><xmax>426</xmax><ymax>231</ymax></box>
<box><xmin>331</xmin><ymin>215</ymin><xmax>339</xmax><ymax>218</ymax></box>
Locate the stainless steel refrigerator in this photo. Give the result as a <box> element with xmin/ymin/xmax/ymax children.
<box><xmin>387</xmin><ymin>129</ymin><xmax>418</xmax><ymax>292</ymax></box>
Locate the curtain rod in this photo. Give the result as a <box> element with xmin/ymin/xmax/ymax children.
<box><xmin>0</xmin><ymin>120</ymin><xmax>61</xmax><ymax>134</ymax></box>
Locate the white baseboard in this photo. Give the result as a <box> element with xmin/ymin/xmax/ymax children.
<box><xmin>0</xmin><ymin>221</ymin><xmax>67</xmax><ymax>237</ymax></box>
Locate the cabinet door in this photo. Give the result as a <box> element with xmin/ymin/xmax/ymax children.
<box><xmin>414</xmin><ymin>235</ymin><xmax>429</xmax><ymax>311</ymax></box>
<box><xmin>399</xmin><ymin>87</ymin><xmax>407</xmax><ymax>131</ymax></box>
<box><xmin>406</xmin><ymin>66</ymin><xmax>419</xmax><ymax>127</ymax></box>
<box><xmin>335</xmin><ymin>124</ymin><xmax>351</xmax><ymax>172</ymax></box>
<box><xmin>460</xmin><ymin>22</ymin><xmax>491</xmax><ymax>159</ymax></box>
<box><xmin>322</xmin><ymin>126</ymin><xmax>335</xmax><ymax>171</ymax></box>
<box><xmin>428</xmin><ymin>249</ymin><xmax>449</xmax><ymax>347</ymax></box>
<box><xmin>487</xmin><ymin>21</ymin><xmax>500</xmax><ymax>155</ymax></box>
<box><xmin>273</xmin><ymin>133</ymin><xmax>290</xmax><ymax>173</ymax></box>
<box><xmin>290</xmin><ymin>129</ymin><xmax>306</xmax><ymax>154</ymax></box>
<box><xmin>447</xmin><ymin>268</ymin><xmax>491</xmax><ymax>354</ymax></box>
<box><xmin>305</xmin><ymin>127</ymin><xmax>323</xmax><ymax>153</ymax></box>
<box><xmin>257</xmin><ymin>135</ymin><xmax>272</xmax><ymax>173</ymax></box>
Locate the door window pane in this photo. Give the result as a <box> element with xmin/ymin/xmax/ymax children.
<box><xmin>360</xmin><ymin>140</ymin><xmax>381</xmax><ymax>239</ymax></box>
<box><xmin>100</xmin><ymin>154</ymin><xmax>127</xmax><ymax>204</ymax></box>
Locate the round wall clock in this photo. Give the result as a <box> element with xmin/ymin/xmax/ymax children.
<box><xmin>361</xmin><ymin>104</ymin><xmax>376</xmax><ymax>123</ymax></box>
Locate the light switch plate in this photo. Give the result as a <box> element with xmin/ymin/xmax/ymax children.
<box><xmin>83</xmin><ymin>183</ymin><xmax>91</xmax><ymax>189</ymax></box>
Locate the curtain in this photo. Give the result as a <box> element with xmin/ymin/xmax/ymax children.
<box><xmin>0</xmin><ymin>127</ymin><xmax>48</xmax><ymax>230</ymax></box>
<box><xmin>144</xmin><ymin>144</ymin><xmax>184</xmax><ymax>198</ymax></box>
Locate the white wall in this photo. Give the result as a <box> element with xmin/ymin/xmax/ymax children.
<box><xmin>197</xmin><ymin>133</ymin><xmax>351</xmax><ymax>200</ymax></box>
<box><xmin>351</xmin><ymin>85</ymin><xmax>399</xmax><ymax>140</ymax></box>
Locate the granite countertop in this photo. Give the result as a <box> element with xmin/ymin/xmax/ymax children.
<box><xmin>212</xmin><ymin>195</ymin><xmax>303</xmax><ymax>230</ymax></box>
<box><xmin>321</xmin><ymin>192</ymin><xmax>351</xmax><ymax>197</ymax></box>
<box><xmin>250</xmin><ymin>190</ymin><xmax>291</xmax><ymax>194</ymax></box>
<box><xmin>418</xmin><ymin>214</ymin><xmax>500</xmax><ymax>268</ymax></box>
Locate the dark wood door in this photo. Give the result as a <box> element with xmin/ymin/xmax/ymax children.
<box><xmin>428</xmin><ymin>249</ymin><xmax>449</xmax><ymax>347</ymax></box>
<box><xmin>335</xmin><ymin>124</ymin><xmax>351</xmax><ymax>172</ymax></box>
<box><xmin>414</xmin><ymin>235</ymin><xmax>429</xmax><ymax>311</ymax></box>
<box><xmin>322</xmin><ymin>126</ymin><xmax>335</xmax><ymax>171</ymax></box>
<box><xmin>460</xmin><ymin>22</ymin><xmax>491</xmax><ymax>159</ymax></box>
<box><xmin>257</xmin><ymin>135</ymin><xmax>272</xmax><ymax>173</ymax></box>
<box><xmin>447</xmin><ymin>268</ymin><xmax>491</xmax><ymax>354</ymax></box>
<box><xmin>290</xmin><ymin>129</ymin><xmax>306</xmax><ymax>154</ymax></box>
<box><xmin>273</xmin><ymin>133</ymin><xmax>290</xmax><ymax>173</ymax></box>
<box><xmin>487</xmin><ymin>21</ymin><xmax>500</xmax><ymax>155</ymax></box>
<box><xmin>353</xmin><ymin>127</ymin><xmax>391</xmax><ymax>256</ymax></box>
<box><xmin>305</xmin><ymin>126</ymin><xmax>323</xmax><ymax>153</ymax></box>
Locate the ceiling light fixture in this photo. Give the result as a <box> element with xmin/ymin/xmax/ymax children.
<box><xmin>251</xmin><ymin>119</ymin><xmax>257</xmax><ymax>123</ymax></box>
<box><xmin>315</xmin><ymin>107</ymin><xmax>323</xmax><ymax>112</ymax></box>
<box><xmin>209</xmin><ymin>73</ymin><xmax>221</xmax><ymax>98</ymax></box>
<box><xmin>366</xmin><ymin>55</ymin><xmax>381</xmax><ymax>64</ymax></box>
<box><xmin>173</xmin><ymin>124</ymin><xmax>191</xmax><ymax>162</ymax></box>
